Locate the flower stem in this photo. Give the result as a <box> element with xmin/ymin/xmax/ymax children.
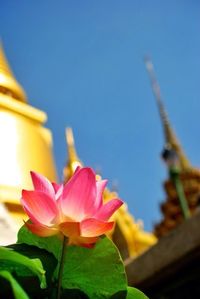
<box><xmin>56</xmin><ymin>235</ymin><xmax>67</xmax><ymax>299</ymax></box>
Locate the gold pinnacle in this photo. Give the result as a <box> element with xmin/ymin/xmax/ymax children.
<box><xmin>0</xmin><ymin>43</ymin><xmax>27</xmax><ymax>102</ymax></box>
<box><xmin>63</xmin><ymin>127</ymin><xmax>83</xmax><ymax>181</ymax></box>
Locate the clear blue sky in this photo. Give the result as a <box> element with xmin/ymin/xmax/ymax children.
<box><xmin>1</xmin><ymin>1</ymin><xmax>200</xmax><ymax>231</ymax></box>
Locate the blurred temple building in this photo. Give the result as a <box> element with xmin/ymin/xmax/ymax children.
<box><xmin>144</xmin><ymin>57</ymin><xmax>200</xmax><ymax>238</ymax></box>
<box><xmin>0</xmin><ymin>44</ymin><xmax>156</xmax><ymax>259</ymax></box>
<box><xmin>154</xmin><ymin>97</ymin><xmax>200</xmax><ymax>237</ymax></box>
<box><xmin>124</xmin><ymin>58</ymin><xmax>200</xmax><ymax>299</ymax></box>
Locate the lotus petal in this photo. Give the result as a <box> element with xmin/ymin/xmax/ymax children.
<box><xmin>21</xmin><ymin>190</ymin><xmax>59</xmax><ymax>225</ymax></box>
<box><xmin>25</xmin><ymin>222</ymin><xmax>59</xmax><ymax>237</ymax></box>
<box><xmin>61</xmin><ymin>168</ymin><xmax>97</xmax><ymax>221</ymax></box>
<box><xmin>59</xmin><ymin>221</ymin><xmax>80</xmax><ymax>238</ymax></box>
<box><xmin>81</xmin><ymin>218</ymin><xmax>114</xmax><ymax>237</ymax></box>
<box><xmin>30</xmin><ymin>171</ymin><xmax>55</xmax><ymax>198</ymax></box>
<box><xmin>94</xmin><ymin>179</ymin><xmax>107</xmax><ymax>210</ymax></box>
<box><xmin>94</xmin><ymin>198</ymin><xmax>123</xmax><ymax>221</ymax></box>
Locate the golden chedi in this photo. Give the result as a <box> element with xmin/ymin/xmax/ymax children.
<box><xmin>63</xmin><ymin>127</ymin><xmax>157</xmax><ymax>259</ymax></box>
<box><xmin>145</xmin><ymin>57</ymin><xmax>200</xmax><ymax>237</ymax></box>
<box><xmin>0</xmin><ymin>44</ymin><xmax>57</xmax><ymax>227</ymax></box>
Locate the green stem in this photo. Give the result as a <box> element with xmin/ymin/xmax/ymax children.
<box><xmin>56</xmin><ymin>236</ymin><xmax>67</xmax><ymax>299</ymax></box>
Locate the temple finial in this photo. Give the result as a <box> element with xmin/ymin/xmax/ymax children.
<box><xmin>144</xmin><ymin>56</ymin><xmax>191</xmax><ymax>170</ymax></box>
<box><xmin>63</xmin><ymin>127</ymin><xmax>83</xmax><ymax>181</ymax></box>
<box><xmin>0</xmin><ymin>43</ymin><xmax>27</xmax><ymax>102</ymax></box>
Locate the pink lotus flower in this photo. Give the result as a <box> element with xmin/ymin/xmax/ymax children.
<box><xmin>21</xmin><ymin>167</ymin><xmax>123</xmax><ymax>247</ymax></box>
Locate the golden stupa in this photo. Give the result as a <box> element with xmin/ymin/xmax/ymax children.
<box><xmin>145</xmin><ymin>57</ymin><xmax>200</xmax><ymax>237</ymax></box>
<box><xmin>63</xmin><ymin>128</ymin><xmax>157</xmax><ymax>259</ymax></box>
<box><xmin>0</xmin><ymin>44</ymin><xmax>57</xmax><ymax>227</ymax></box>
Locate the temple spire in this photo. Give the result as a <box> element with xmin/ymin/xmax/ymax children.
<box><xmin>144</xmin><ymin>56</ymin><xmax>191</xmax><ymax>170</ymax></box>
<box><xmin>0</xmin><ymin>43</ymin><xmax>27</xmax><ymax>102</ymax></box>
<box><xmin>63</xmin><ymin>127</ymin><xmax>83</xmax><ymax>181</ymax></box>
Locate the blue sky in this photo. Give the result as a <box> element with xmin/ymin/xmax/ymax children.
<box><xmin>1</xmin><ymin>1</ymin><xmax>200</xmax><ymax>231</ymax></box>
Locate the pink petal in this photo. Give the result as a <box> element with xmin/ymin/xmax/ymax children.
<box><xmin>21</xmin><ymin>190</ymin><xmax>59</xmax><ymax>225</ymax></box>
<box><xmin>80</xmin><ymin>218</ymin><xmax>114</xmax><ymax>237</ymax></box>
<box><xmin>59</xmin><ymin>221</ymin><xmax>99</xmax><ymax>247</ymax></box>
<box><xmin>80</xmin><ymin>242</ymin><xmax>96</xmax><ymax>248</ymax></box>
<box><xmin>60</xmin><ymin>167</ymin><xmax>97</xmax><ymax>221</ymax></box>
<box><xmin>95</xmin><ymin>180</ymin><xmax>107</xmax><ymax>210</ymax></box>
<box><xmin>59</xmin><ymin>221</ymin><xmax>80</xmax><ymax>238</ymax></box>
<box><xmin>30</xmin><ymin>171</ymin><xmax>55</xmax><ymax>198</ymax></box>
<box><xmin>54</xmin><ymin>184</ymin><xmax>64</xmax><ymax>201</ymax></box>
<box><xmin>22</xmin><ymin>205</ymin><xmax>43</xmax><ymax>226</ymax></box>
<box><xmin>93</xmin><ymin>198</ymin><xmax>123</xmax><ymax>221</ymax></box>
<box><xmin>69</xmin><ymin>236</ymin><xmax>99</xmax><ymax>247</ymax></box>
<box><xmin>25</xmin><ymin>221</ymin><xmax>59</xmax><ymax>237</ymax></box>
<box><xmin>52</xmin><ymin>182</ymin><xmax>61</xmax><ymax>193</ymax></box>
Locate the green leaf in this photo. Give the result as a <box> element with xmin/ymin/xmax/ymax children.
<box><xmin>0</xmin><ymin>246</ymin><xmax>46</xmax><ymax>288</ymax></box>
<box><xmin>0</xmin><ymin>270</ymin><xmax>29</xmax><ymax>299</ymax></box>
<box><xmin>18</xmin><ymin>225</ymin><xmax>127</xmax><ymax>299</ymax></box>
<box><xmin>7</xmin><ymin>243</ymin><xmax>57</xmax><ymax>286</ymax></box>
<box><xmin>126</xmin><ymin>287</ymin><xmax>149</xmax><ymax>299</ymax></box>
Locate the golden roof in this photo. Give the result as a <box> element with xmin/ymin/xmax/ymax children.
<box><xmin>0</xmin><ymin>43</ymin><xmax>27</xmax><ymax>103</ymax></box>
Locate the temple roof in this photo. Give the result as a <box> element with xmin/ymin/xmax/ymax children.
<box><xmin>0</xmin><ymin>43</ymin><xmax>27</xmax><ymax>103</ymax></box>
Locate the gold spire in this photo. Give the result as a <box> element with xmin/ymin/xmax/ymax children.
<box><xmin>0</xmin><ymin>43</ymin><xmax>27</xmax><ymax>102</ymax></box>
<box><xmin>144</xmin><ymin>56</ymin><xmax>191</xmax><ymax>170</ymax></box>
<box><xmin>63</xmin><ymin>127</ymin><xmax>83</xmax><ymax>181</ymax></box>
